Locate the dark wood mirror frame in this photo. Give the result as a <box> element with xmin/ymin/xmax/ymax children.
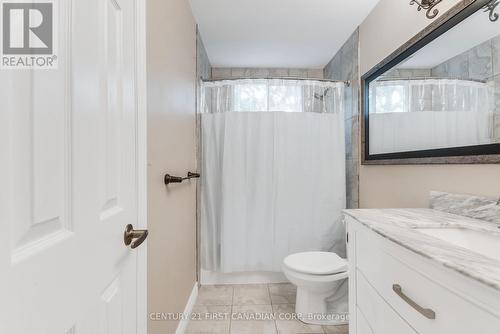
<box><xmin>361</xmin><ymin>0</ymin><xmax>500</xmax><ymax>165</ymax></box>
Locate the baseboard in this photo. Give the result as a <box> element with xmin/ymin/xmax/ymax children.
<box><xmin>175</xmin><ymin>282</ymin><xmax>198</xmax><ymax>334</ymax></box>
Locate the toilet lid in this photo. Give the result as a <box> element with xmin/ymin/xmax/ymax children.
<box><xmin>283</xmin><ymin>252</ymin><xmax>347</xmax><ymax>275</ymax></box>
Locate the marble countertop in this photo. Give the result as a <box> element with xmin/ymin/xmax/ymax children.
<box><xmin>343</xmin><ymin>208</ymin><xmax>500</xmax><ymax>291</ymax></box>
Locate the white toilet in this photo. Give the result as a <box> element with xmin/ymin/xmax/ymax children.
<box><xmin>282</xmin><ymin>251</ymin><xmax>348</xmax><ymax>325</ymax></box>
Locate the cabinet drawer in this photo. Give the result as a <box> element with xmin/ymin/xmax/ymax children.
<box><xmin>356</xmin><ymin>231</ymin><xmax>500</xmax><ymax>334</ymax></box>
<box><xmin>357</xmin><ymin>269</ymin><xmax>417</xmax><ymax>334</ymax></box>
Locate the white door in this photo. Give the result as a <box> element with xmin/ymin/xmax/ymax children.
<box><xmin>0</xmin><ymin>0</ymin><xmax>147</xmax><ymax>333</ymax></box>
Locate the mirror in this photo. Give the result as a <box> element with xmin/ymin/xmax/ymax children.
<box><xmin>363</xmin><ymin>0</ymin><xmax>500</xmax><ymax>163</ymax></box>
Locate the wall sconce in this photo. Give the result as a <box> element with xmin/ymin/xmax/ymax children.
<box><xmin>410</xmin><ymin>0</ymin><xmax>443</xmax><ymax>19</ymax></box>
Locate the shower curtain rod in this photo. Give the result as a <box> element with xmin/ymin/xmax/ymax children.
<box><xmin>201</xmin><ymin>77</ymin><xmax>351</xmax><ymax>87</ymax></box>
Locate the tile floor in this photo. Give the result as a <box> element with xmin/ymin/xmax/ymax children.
<box><xmin>186</xmin><ymin>283</ymin><xmax>349</xmax><ymax>334</ymax></box>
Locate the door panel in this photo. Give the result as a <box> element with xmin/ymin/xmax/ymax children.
<box><xmin>101</xmin><ymin>0</ymin><xmax>124</xmax><ymax>220</ymax></box>
<box><xmin>0</xmin><ymin>0</ymin><xmax>142</xmax><ymax>333</ymax></box>
<box><xmin>9</xmin><ymin>3</ymin><xmax>72</xmax><ymax>263</ymax></box>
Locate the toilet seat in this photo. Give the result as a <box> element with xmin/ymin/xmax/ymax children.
<box><xmin>283</xmin><ymin>251</ymin><xmax>347</xmax><ymax>276</ymax></box>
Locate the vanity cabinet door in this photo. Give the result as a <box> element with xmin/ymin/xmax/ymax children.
<box><xmin>355</xmin><ymin>229</ymin><xmax>500</xmax><ymax>334</ymax></box>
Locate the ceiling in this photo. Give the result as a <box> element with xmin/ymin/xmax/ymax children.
<box><xmin>189</xmin><ymin>0</ymin><xmax>380</xmax><ymax>69</ymax></box>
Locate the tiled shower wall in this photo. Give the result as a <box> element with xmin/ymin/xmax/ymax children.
<box><xmin>431</xmin><ymin>36</ymin><xmax>500</xmax><ymax>140</ymax></box>
<box><xmin>323</xmin><ymin>29</ymin><xmax>360</xmax><ymax>209</ymax></box>
<box><xmin>383</xmin><ymin>68</ymin><xmax>432</xmax><ymax>78</ymax></box>
<box><xmin>211</xmin><ymin>67</ymin><xmax>324</xmax><ymax>79</ymax></box>
<box><xmin>431</xmin><ymin>36</ymin><xmax>500</xmax><ymax>82</ymax></box>
<box><xmin>199</xmin><ymin>34</ymin><xmax>358</xmax><ymax>209</ymax></box>
<box><xmin>383</xmin><ymin>36</ymin><xmax>500</xmax><ymax>142</ymax></box>
<box><xmin>197</xmin><ymin>29</ymin><xmax>212</xmax><ymax>80</ymax></box>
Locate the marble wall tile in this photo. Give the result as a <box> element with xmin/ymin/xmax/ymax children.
<box><xmin>431</xmin><ymin>62</ymin><xmax>448</xmax><ymax>78</ymax></box>
<box><xmin>252</xmin><ymin>68</ymin><xmax>270</xmax><ymax>78</ymax></box>
<box><xmin>383</xmin><ymin>68</ymin><xmax>400</xmax><ymax>78</ymax></box>
<box><xmin>212</xmin><ymin>68</ymin><xmax>231</xmax><ymax>79</ymax></box>
<box><xmin>350</xmin><ymin>81</ymin><xmax>360</xmax><ymax>121</ymax></box>
<box><xmin>383</xmin><ymin>68</ymin><xmax>432</xmax><ymax>78</ymax></box>
<box><xmin>346</xmin><ymin>159</ymin><xmax>359</xmax><ymax>209</ymax></box>
<box><xmin>494</xmin><ymin>114</ymin><xmax>500</xmax><ymax>142</ymax></box>
<box><xmin>323</xmin><ymin>31</ymin><xmax>356</xmax><ymax>83</ymax></box>
<box><xmin>324</xmin><ymin>28</ymin><xmax>360</xmax><ymax>209</ymax></box>
<box><xmin>351</xmin><ymin>117</ymin><xmax>360</xmax><ymax>161</ymax></box>
<box><xmin>343</xmin><ymin>86</ymin><xmax>353</xmax><ymax>120</ymax></box>
<box><xmin>230</xmin><ymin>68</ymin><xmax>246</xmax><ymax>78</ymax></box>
<box><xmin>210</xmin><ymin>68</ymin><xmax>323</xmax><ymax>79</ymax></box>
<box><xmin>402</xmin><ymin>69</ymin><xmax>431</xmax><ymax>78</ymax></box>
<box><xmin>344</xmin><ymin>117</ymin><xmax>353</xmax><ymax>159</ymax></box>
<box><xmin>468</xmin><ymin>40</ymin><xmax>493</xmax><ymax>81</ymax></box>
<box><xmin>241</xmin><ymin>68</ymin><xmax>257</xmax><ymax>78</ymax></box>
<box><xmin>431</xmin><ymin>38</ymin><xmax>499</xmax><ymax>82</ymax></box>
<box><xmin>446</xmin><ymin>54</ymin><xmax>469</xmax><ymax>78</ymax></box>
<box><xmin>344</xmin><ymin>115</ymin><xmax>359</xmax><ymax>161</ymax></box>
<box><xmin>494</xmin><ymin>74</ymin><xmax>500</xmax><ymax>113</ymax></box>
<box><xmin>268</xmin><ymin>68</ymin><xmax>289</xmax><ymax>77</ymax></box>
<box><xmin>288</xmin><ymin>68</ymin><xmax>308</xmax><ymax>78</ymax></box>
<box><xmin>430</xmin><ymin>191</ymin><xmax>500</xmax><ymax>225</ymax></box>
<box><xmin>197</xmin><ymin>29</ymin><xmax>212</xmax><ymax>80</ymax></box>
<box><xmin>307</xmin><ymin>68</ymin><xmax>324</xmax><ymax>79</ymax></box>
<box><xmin>493</xmin><ymin>35</ymin><xmax>500</xmax><ymax>76</ymax></box>
<box><xmin>352</xmin><ymin>32</ymin><xmax>359</xmax><ymax>73</ymax></box>
<box><xmin>324</xmin><ymin>54</ymin><xmax>341</xmax><ymax>80</ymax></box>
<box><xmin>324</xmin><ymin>66</ymin><xmax>332</xmax><ymax>80</ymax></box>
<box><xmin>340</xmin><ymin>44</ymin><xmax>354</xmax><ymax>80</ymax></box>
<box><xmin>432</xmin><ymin>52</ymin><xmax>469</xmax><ymax>78</ymax></box>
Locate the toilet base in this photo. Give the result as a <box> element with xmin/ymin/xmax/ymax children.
<box><xmin>294</xmin><ymin>284</ymin><xmax>349</xmax><ymax>326</ymax></box>
<box><xmin>282</xmin><ymin>252</ymin><xmax>349</xmax><ymax>326</ymax></box>
<box><xmin>299</xmin><ymin>317</ymin><xmax>349</xmax><ymax>326</ymax></box>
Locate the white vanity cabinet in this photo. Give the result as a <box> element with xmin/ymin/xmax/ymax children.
<box><xmin>345</xmin><ymin>214</ymin><xmax>500</xmax><ymax>334</ymax></box>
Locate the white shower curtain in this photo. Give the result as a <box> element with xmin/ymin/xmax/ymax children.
<box><xmin>369</xmin><ymin>78</ymin><xmax>495</xmax><ymax>154</ymax></box>
<box><xmin>200</xmin><ymin>79</ymin><xmax>346</xmax><ymax>273</ymax></box>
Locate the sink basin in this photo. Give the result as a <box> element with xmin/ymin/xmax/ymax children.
<box><xmin>416</xmin><ymin>228</ymin><xmax>500</xmax><ymax>262</ymax></box>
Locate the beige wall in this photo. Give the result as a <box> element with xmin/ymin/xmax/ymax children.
<box><xmin>147</xmin><ymin>0</ymin><xmax>197</xmax><ymax>333</ymax></box>
<box><xmin>359</xmin><ymin>0</ymin><xmax>458</xmax><ymax>75</ymax></box>
<box><xmin>358</xmin><ymin>0</ymin><xmax>500</xmax><ymax>208</ymax></box>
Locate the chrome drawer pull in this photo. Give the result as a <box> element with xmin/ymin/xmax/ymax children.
<box><xmin>392</xmin><ymin>284</ymin><xmax>436</xmax><ymax>320</ymax></box>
